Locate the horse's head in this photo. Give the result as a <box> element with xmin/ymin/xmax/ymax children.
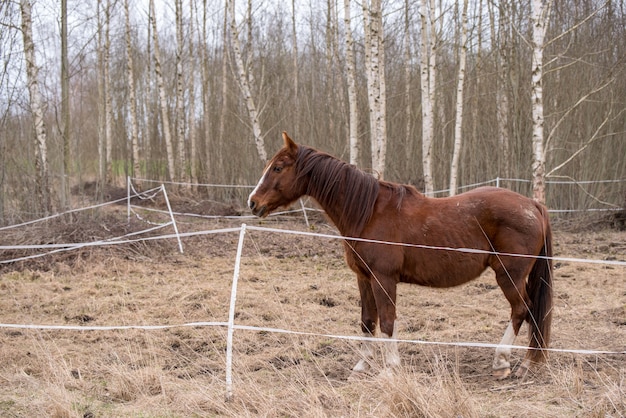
<box><xmin>248</xmin><ymin>132</ymin><xmax>304</xmax><ymax>217</ymax></box>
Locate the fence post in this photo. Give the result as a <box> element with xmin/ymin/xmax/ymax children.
<box><xmin>127</xmin><ymin>176</ymin><xmax>131</xmax><ymax>224</ymax></box>
<box><xmin>226</xmin><ymin>223</ymin><xmax>247</xmax><ymax>402</ymax></box>
<box><xmin>299</xmin><ymin>198</ymin><xmax>310</xmax><ymax>228</ymax></box>
<box><xmin>161</xmin><ymin>185</ymin><xmax>184</xmax><ymax>253</ymax></box>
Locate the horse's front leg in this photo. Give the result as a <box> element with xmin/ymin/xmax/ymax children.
<box><xmin>350</xmin><ymin>274</ymin><xmax>378</xmax><ymax>377</ymax></box>
<box><xmin>371</xmin><ymin>272</ymin><xmax>400</xmax><ymax>370</ymax></box>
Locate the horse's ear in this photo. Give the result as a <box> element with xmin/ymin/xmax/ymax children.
<box><xmin>282</xmin><ymin>131</ymin><xmax>298</xmax><ymax>155</ymax></box>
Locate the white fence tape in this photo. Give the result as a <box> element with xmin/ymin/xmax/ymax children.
<box><xmin>1</xmin><ymin>322</ymin><xmax>623</xmax><ymax>357</ymax></box>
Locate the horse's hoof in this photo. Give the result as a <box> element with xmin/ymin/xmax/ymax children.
<box><xmin>492</xmin><ymin>367</ymin><xmax>511</xmax><ymax>380</ymax></box>
<box><xmin>514</xmin><ymin>365</ymin><xmax>529</xmax><ymax>379</ymax></box>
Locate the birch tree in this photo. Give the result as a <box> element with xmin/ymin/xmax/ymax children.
<box><xmin>124</xmin><ymin>0</ymin><xmax>140</xmax><ymax>179</ymax></box>
<box><xmin>188</xmin><ymin>0</ymin><xmax>198</xmax><ymax>186</ymax></box>
<box><xmin>149</xmin><ymin>0</ymin><xmax>176</xmax><ymax>181</ymax></box>
<box><xmin>60</xmin><ymin>0</ymin><xmax>70</xmax><ymax>207</ymax></box>
<box><xmin>420</xmin><ymin>0</ymin><xmax>436</xmax><ymax>194</ymax></box>
<box><xmin>449</xmin><ymin>0</ymin><xmax>468</xmax><ymax>196</ymax></box>
<box><xmin>103</xmin><ymin>0</ymin><xmax>113</xmax><ymax>184</ymax></box>
<box><xmin>530</xmin><ymin>0</ymin><xmax>551</xmax><ymax>204</ymax></box>
<box><xmin>175</xmin><ymin>0</ymin><xmax>188</xmax><ymax>186</ymax></box>
<box><xmin>20</xmin><ymin>0</ymin><xmax>51</xmax><ymax>213</ymax></box>
<box><xmin>228</xmin><ymin>0</ymin><xmax>267</xmax><ymax>163</ymax></box>
<box><xmin>97</xmin><ymin>0</ymin><xmax>105</xmax><ymax>190</ymax></box>
<box><xmin>344</xmin><ymin>0</ymin><xmax>359</xmax><ymax>166</ymax></box>
<box><xmin>491</xmin><ymin>1</ymin><xmax>512</xmax><ymax>181</ymax></box>
<box><xmin>363</xmin><ymin>0</ymin><xmax>387</xmax><ymax>178</ymax></box>
<box><xmin>403</xmin><ymin>0</ymin><xmax>411</xmax><ymax>168</ymax></box>
<box><xmin>292</xmin><ymin>0</ymin><xmax>299</xmax><ymax>137</ymax></box>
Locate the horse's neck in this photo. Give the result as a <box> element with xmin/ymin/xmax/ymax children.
<box><xmin>303</xmin><ymin>153</ymin><xmax>378</xmax><ymax>237</ymax></box>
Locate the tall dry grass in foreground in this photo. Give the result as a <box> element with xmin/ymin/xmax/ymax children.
<box><xmin>0</xmin><ymin>219</ymin><xmax>624</xmax><ymax>417</ymax></box>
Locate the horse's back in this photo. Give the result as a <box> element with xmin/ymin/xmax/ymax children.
<box><xmin>352</xmin><ymin>185</ymin><xmax>549</xmax><ymax>287</ymax></box>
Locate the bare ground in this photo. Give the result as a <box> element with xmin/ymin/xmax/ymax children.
<box><xmin>0</xmin><ymin>202</ymin><xmax>625</xmax><ymax>417</ymax></box>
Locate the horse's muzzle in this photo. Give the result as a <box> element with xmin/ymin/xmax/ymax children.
<box><xmin>249</xmin><ymin>200</ymin><xmax>268</xmax><ymax>217</ymax></box>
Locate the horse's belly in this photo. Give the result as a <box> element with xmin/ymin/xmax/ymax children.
<box><xmin>400</xmin><ymin>257</ymin><xmax>489</xmax><ymax>288</ymax></box>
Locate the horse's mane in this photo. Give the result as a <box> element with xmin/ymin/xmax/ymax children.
<box><xmin>295</xmin><ymin>146</ymin><xmax>382</xmax><ymax>237</ymax></box>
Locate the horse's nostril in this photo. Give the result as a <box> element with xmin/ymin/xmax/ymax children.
<box><xmin>249</xmin><ymin>200</ymin><xmax>256</xmax><ymax>210</ymax></box>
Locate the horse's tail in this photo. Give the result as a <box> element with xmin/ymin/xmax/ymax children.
<box><xmin>526</xmin><ymin>207</ymin><xmax>553</xmax><ymax>363</ymax></box>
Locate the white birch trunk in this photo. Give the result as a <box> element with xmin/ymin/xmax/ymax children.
<box><xmin>292</xmin><ymin>0</ymin><xmax>300</xmax><ymax>137</ymax></box>
<box><xmin>531</xmin><ymin>0</ymin><xmax>551</xmax><ymax>204</ymax></box>
<box><xmin>344</xmin><ymin>0</ymin><xmax>359</xmax><ymax>166</ymax></box>
<box><xmin>97</xmin><ymin>0</ymin><xmax>105</xmax><ymax>189</ymax></box>
<box><xmin>228</xmin><ymin>0</ymin><xmax>267</xmax><ymax>163</ymax></box>
<box><xmin>125</xmin><ymin>0</ymin><xmax>141</xmax><ymax>179</ymax></box>
<box><xmin>149</xmin><ymin>0</ymin><xmax>176</xmax><ymax>181</ymax></box>
<box><xmin>61</xmin><ymin>0</ymin><xmax>70</xmax><ymax>207</ymax></box>
<box><xmin>363</xmin><ymin>0</ymin><xmax>386</xmax><ymax>178</ymax></box>
<box><xmin>20</xmin><ymin>0</ymin><xmax>51</xmax><ymax>213</ymax></box>
<box><xmin>420</xmin><ymin>0</ymin><xmax>434</xmax><ymax>195</ymax></box>
<box><xmin>449</xmin><ymin>0</ymin><xmax>468</xmax><ymax>196</ymax></box>
<box><xmin>376</xmin><ymin>0</ymin><xmax>387</xmax><ymax>178</ymax></box>
<box><xmin>404</xmin><ymin>0</ymin><xmax>412</xmax><ymax>167</ymax></box>
<box><xmin>188</xmin><ymin>0</ymin><xmax>198</xmax><ymax>187</ymax></box>
<box><xmin>175</xmin><ymin>0</ymin><xmax>188</xmax><ymax>186</ymax></box>
<box><xmin>104</xmin><ymin>0</ymin><xmax>113</xmax><ymax>184</ymax></box>
<box><xmin>214</xmin><ymin>0</ymin><xmax>228</xmax><ymax>173</ymax></box>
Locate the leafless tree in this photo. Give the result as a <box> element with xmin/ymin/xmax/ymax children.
<box><xmin>530</xmin><ymin>0</ymin><xmax>552</xmax><ymax>203</ymax></box>
<box><xmin>449</xmin><ymin>0</ymin><xmax>468</xmax><ymax>196</ymax></box>
<box><xmin>124</xmin><ymin>0</ymin><xmax>140</xmax><ymax>180</ymax></box>
<box><xmin>344</xmin><ymin>0</ymin><xmax>359</xmax><ymax>166</ymax></box>
<box><xmin>149</xmin><ymin>0</ymin><xmax>176</xmax><ymax>181</ymax></box>
<box><xmin>20</xmin><ymin>0</ymin><xmax>51</xmax><ymax>214</ymax></box>
<box><xmin>227</xmin><ymin>0</ymin><xmax>267</xmax><ymax>163</ymax></box>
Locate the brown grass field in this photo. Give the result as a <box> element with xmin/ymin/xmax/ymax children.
<box><xmin>0</xmin><ymin>202</ymin><xmax>625</xmax><ymax>417</ymax></box>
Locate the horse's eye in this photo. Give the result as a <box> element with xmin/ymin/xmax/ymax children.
<box><xmin>273</xmin><ymin>166</ymin><xmax>283</xmax><ymax>173</ymax></box>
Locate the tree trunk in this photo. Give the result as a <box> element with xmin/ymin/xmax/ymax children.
<box><xmin>449</xmin><ymin>0</ymin><xmax>468</xmax><ymax>196</ymax></box>
<box><xmin>104</xmin><ymin>0</ymin><xmax>113</xmax><ymax>184</ymax></box>
<box><xmin>491</xmin><ymin>0</ymin><xmax>511</xmax><ymax>182</ymax></box>
<box><xmin>214</xmin><ymin>0</ymin><xmax>228</xmax><ymax>178</ymax></box>
<box><xmin>531</xmin><ymin>0</ymin><xmax>551</xmax><ymax>204</ymax></box>
<box><xmin>149</xmin><ymin>0</ymin><xmax>176</xmax><ymax>181</ymax></box>
<box><xmin>61</xmin><ymin>0</ymin><xmax>70</xmax><ymax>208</ymax></box>
<box><xmin>228</xmin><ymin>0</ymin><xmax>267</xmax><ymax>163</ymax></box>
<box><xmin>97</xmin><ymin>0</ymin><xmax>105</xmax><ymax>194</ymax></box>
<box><xmin>420</xmin><ymin>0</ymin><xmax>435</xmax><ymax>195</ymax></box>
<box><xmin>363</xmin><ymin>0</ymin><xmax>386</xmax><ymax>178</ymax></box>
<box><xmin>188</xmin><ymin>0</ymin><xmax>198</xmax><ymax>188</ymax></box>
<box><xmin>344</xmin><ymin>0</ymin><xmax>359</xmax><ymax>166</ymax></box>
<box><xmin>175</xmin><ymin>0</ymin><xmax>188</xmax><ymax>187</ymax></box>
<box><xmin>403</xmin><ymin>0</ymin><xmax>412</xmax><ymax>173</ymax></box>
<box><xmin>20</xmin><ymin>0</ymin><xmax>52</xmax><ymax>214</ymax></box>
<box><xmin>124</xmin><ymin>0</ymin><xmax>141</xmax><ymax>180</ymax></box>
<box><xmin>292</xmin><ymin>0</ymin><xmax>299</xmax><ymax>137</ymax></box>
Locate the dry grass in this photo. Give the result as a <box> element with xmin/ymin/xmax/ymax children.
<box><xmin>0</xmin><ymin>212</ymin><xmax>625</xmax><ymax>417</ymax></box>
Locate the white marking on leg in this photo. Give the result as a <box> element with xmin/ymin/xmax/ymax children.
<box><xmin>353</xmin><ymin>332</ymin><xmax>376</xmax><ymax>373</ymax></box>
<box><xmin>381</xmin><ymin>323</ymin><xmax>400</xmax><ymax>368</ymax></box>
<box><xmin>248</xmin><ymin>166</ymin><xmax>270</xmax><ymax>207</ymax></box>
<box><xmin>493</xmin><ymin>321</ymin><xmax>516</xmax><ymax>370</ymax></box>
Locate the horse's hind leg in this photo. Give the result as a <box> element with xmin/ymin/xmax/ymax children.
<box><xmin>493</xmin><ymin>321</ymin><xmax>517</xmax><ymax>379</ymax></box>
<box><xmin>492</xmin><ymin>265</ymin><xmax>532</xmax><ymax>379</ymax></box>
<box><xmin>351</xmin><ymin>274</ymin><xmax>378</xmax><ymax>376</ymax></box>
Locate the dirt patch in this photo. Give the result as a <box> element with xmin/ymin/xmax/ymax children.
<box><xmin>0</xmin><ymin>205</ymin><xmax>625</xmax><ymax>416</ymax></box>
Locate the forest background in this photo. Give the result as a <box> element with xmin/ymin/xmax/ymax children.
<box><xmin>1</xmin><ymin>0</ymin><xmax>625</xmax><ymax>222</ymax></box>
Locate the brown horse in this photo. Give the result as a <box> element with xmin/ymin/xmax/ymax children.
<box><xmin>248</xmin><ymin>132</ymin><xmax>553</xmax><ymax>379</ymax></box>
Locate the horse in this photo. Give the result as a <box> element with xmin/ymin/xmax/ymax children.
<box><xmin>248</xmin><ymin>132</ymin><xmax>553</xmax><ymax>379</ymax></box>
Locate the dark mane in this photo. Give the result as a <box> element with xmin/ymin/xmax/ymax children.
<box><xmin>295</xmin><ymin>146</ymin><xmax>379</xmax><ymax>236</ymax></box>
